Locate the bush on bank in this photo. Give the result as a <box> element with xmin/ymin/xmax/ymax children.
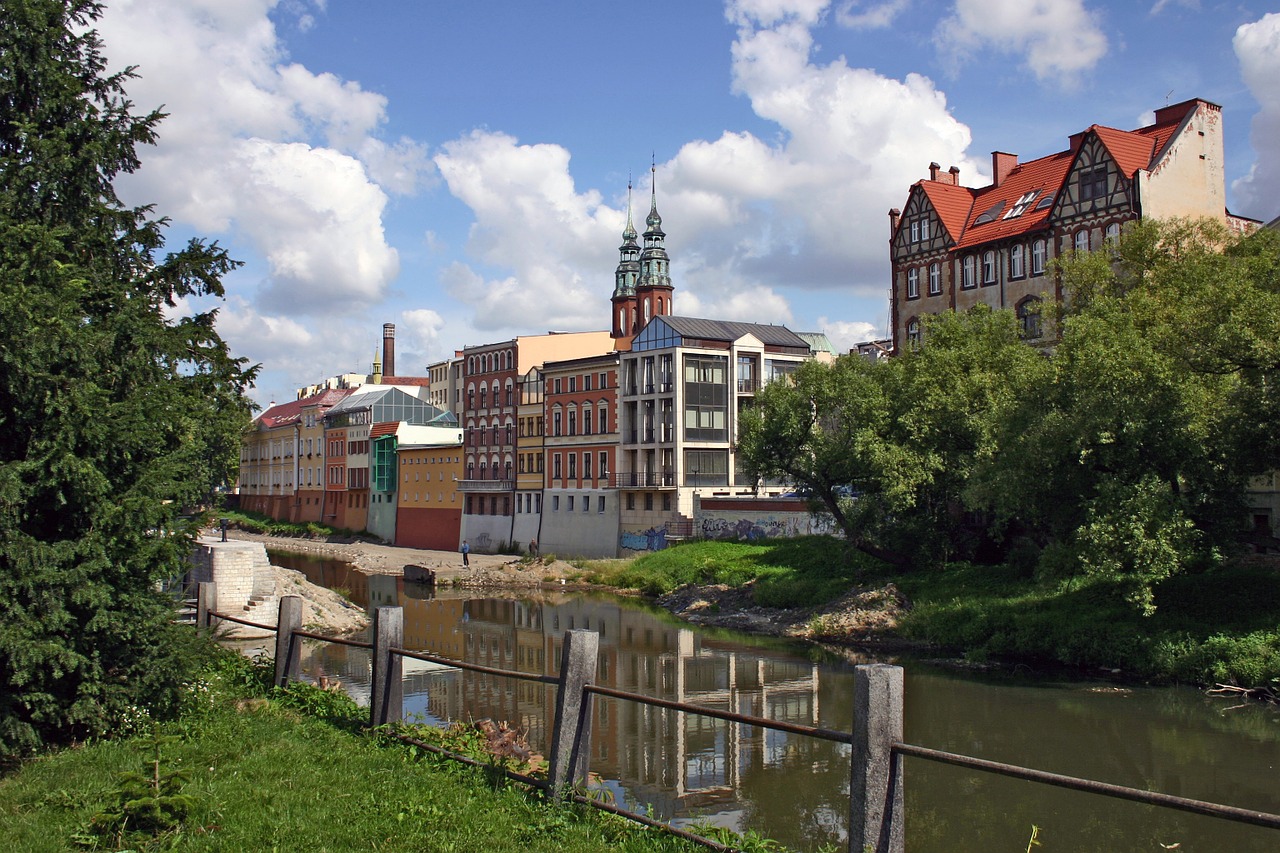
<box><xmin>589</xmin><ymin>537</ymin><xmax>1280</xmax><ymax>688</ymax></box>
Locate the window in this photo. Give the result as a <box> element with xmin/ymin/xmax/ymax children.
<box><xmin>553</xmin><ymin>378</ymin><xmax>562</xmax><ymax>394</ymax></box>
<box><xmin>927</xmin><ymin>263</ymin><xmax>941</xmax><ymax>296</ymax></box>
<box><xmin>1010</xmin><ymin>244</ymin><xmax>1025</xmax><ymax>279</ymax></box>
<box><xmin>909</xmin><ymin>220</ymin><xmax>920</xmax><ymax>242</ymax></box>
<box><xmin>920</xmin><ymin>218</ymin><xmax>930</xmax><ymax>241</ymax></box>
<box><xmin>597</xmin><ymin>496</ymin><xmax>606</xmax><ymax>513</ymax></box>
<box><xmin>1074</xmin><ymin>230</ymin><xmax>1090</xmax><ymax>253</ymax></box>
<box><xmin>1018</xmin><ymin>297</ymin><xmax>1043</xmax><ymax>340</ymax></box>
<box><xmin>644</xmin><ymin>493</ymin><xmax>653</xmax><ymax>511</ymax></box>
<box><xmin>662</xmin><ymin>493</ymin><xmax>671</xmax><ymax>511</ymax></box>
<box><xmin>599</xmin><ymin>408</ymin><xmax>608</xmax><ymax>434</ymax></box>
<box><xmin>583</xmin><ymin>453</ymin><xmax>592</xmax><ymax>479</ymax></box>
<box><xmin>906</xmin><ymin>317</ymin><xmax>921</xmax><ymax>346</ymax></box>
<box><xmin>568</xmin><ymin>409</ymin><xmax>577</xmax><ymax>436</ymax></box>
<box><xmin>582</xmin><ymin>495</ymin><xmax>589</xmax><ymax>512</ymax></box>
<box><xmin>568</xmin><ymin>454</ymin><xmax>576</xmax><ymax>479</ymax></box>
<box><xmin>1079</xmin><ymin>167</ymin><xmax>1107</xmax><ymax>201</ymax></box>
<box><xmin>553</xmin><ymin>410</ymin><xmax>562</xmax><ymax>436</ymax></box>
<box><xmin>599</xmin><ymin>452</ymin><xmax>608</xmax><ymax>479</ymax></box>
<box><xmin>553</xmin><ymin>454</ymin><xmax>562</xmax><ymax>479</ymax></box>
<box><xmin>982</xmin><ymin>251</ymin><xmax>996</xmax><ymax>284</ymax></box>
<box><xmin>1002</xmin><ymin>190</ymin><xmax>1039</xmax><ymax>220</ymax></box>
<box><xmin>906</xmin><ymin>267</ymin><xmax>919</xmax><ymax>298</ymax></box>
<box><xmin>567</xmin><ymin>496</ymin><xmax>574</xmax><ymax>511</ymax></box>
<box><xmin>568</xmin><ymin>376</ymin><xmax>576</xmax><ymax>392</ymax></box>
<box><xmin>552</xmin><ymin>495</ymin><xmax>560</xmax><ymax>511</ymax></box>
<box><xmin>1105</xmin><ymin>222</ymin><xmax>1120</xmax><ymax>246</ymax></box>
<box><xmin>1031</xmin><ymin>239</ymin><xmax>1046</xmax><ymax>276</ymax></box>
<box><xmin>962</xmin><ymin>255</ymin><xmax>976</xmax><ymax>289</ymax></box>
<box><xmin>625</xmin><ymin>493</ymin><xmax>635</xmax><ymax>510</ymax></box>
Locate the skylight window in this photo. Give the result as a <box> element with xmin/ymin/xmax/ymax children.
<box><xmin>1002</xmin><ymin>190</ymin><xmax>1040</xmax><ymax>219</ymax></box>
<box><xmin>1035</xmin><ymin>194</ymin><xmax>1055</xmax><ymax>210</ymax></box>
<box><xmin>973</xmin><ymin>201</ymin><xmax>1005</xmax><ymax>226</ymax></box>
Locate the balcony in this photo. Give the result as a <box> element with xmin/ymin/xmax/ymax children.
<box><xmin>457</xmin><ymin>479</ymin><xmax>515</xmax><ymax>493</ymax></box>
<box><xmin>737</xmin><ymin>377</ymin><xmax>760</xmax><ymax>393</ymax></box>
<box><xmin>612</xmin><ymin>470</ymin><xmax>678</xmax><ymax>488</ymax></box>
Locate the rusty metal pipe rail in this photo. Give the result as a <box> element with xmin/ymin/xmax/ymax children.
<box><xmin>391</xmin><ymin>646</ymin><xmax>560</xmax><ymax>685</ymax></box>
<box><xmin>205</xmin><ymin>609</ymin><xmax>275</xmax><ymax>631</ymax></box>
<box><xmin>586</xmin><ymin>683</ymin><xmax>853</xmax><ymax>744</ymax></box>
<box><xmin>894</xmin><ymin>742</ymin><xmax>1280</xmax><ymax>831</ymax></box>
<box><xmin>294</xmin><ymin>629</ymin><xmax>372</xmax><ymax>650</ymax></box>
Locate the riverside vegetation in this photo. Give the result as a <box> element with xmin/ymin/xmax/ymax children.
<box><xmin>0</xmin><ymin>642</ymin><xmax>733</xmax><ymax>853</ymax></box>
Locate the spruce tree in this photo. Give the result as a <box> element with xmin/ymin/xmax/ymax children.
<box><xmin>0</xmin><ymin>0</ymin><xmax>257</xmax><ymax>757</ymax></box>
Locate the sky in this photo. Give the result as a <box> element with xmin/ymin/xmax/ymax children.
<box><xmin>92</xmin><ymin>0</ymin><xmax>1280</xmax><ymax>409</ymax></box>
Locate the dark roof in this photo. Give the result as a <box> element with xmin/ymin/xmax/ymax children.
<box><xmin>659</xmin><ymin>316</ymin><xmax>810</xmax><ymax>349</ymax></box>
<box><xmin>257</xmin><ymin>388</ymin><xmax>351</xmax><ymax>429</ymax></box>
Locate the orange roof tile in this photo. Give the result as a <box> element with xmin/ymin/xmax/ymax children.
<box><xmin>370</xmin><ymin>422</ymin><xmax>399</xmax><ymax>439</ymax></box>
<box><xmin>917</xmin><ymin>180</ymin><xmax>976</xmax><ymax>242</ymax></box>
<box><xmin>953</xmin><ymin>150</ymin><xmax>1072</xmax><ymax>250</ymax></box>
<box><xmin>1092</xmin><ymin>125</ymin><xmax>1158</xmax><ymax>178</ymax></box>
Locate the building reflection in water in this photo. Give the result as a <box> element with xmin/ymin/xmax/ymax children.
<box><xmin>293</xmin><ymin>574</ymin><xmax>839</xmax><ymax>842</ymax></box>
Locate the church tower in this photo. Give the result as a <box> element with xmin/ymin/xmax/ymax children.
<box><xmin>634</xmin><ymin>164</ymin><xmax>673</xmax><ymax>330</ymax></box>
<box><xmin>611</xmin><ymin>180</ymin><xmax>640</xmax><ymax>342</ymax></box>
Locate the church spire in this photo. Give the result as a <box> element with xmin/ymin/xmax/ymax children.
<box><xmin>635</xmin><ymin>161</ymin><xmax>673</xmax><ymax>329</ymax></box>
<box><xmin>612</xmin><ymin>175</ymin><xmax>642</xmax><ymax>341</ymax></box>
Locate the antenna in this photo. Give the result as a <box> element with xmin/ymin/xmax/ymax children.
<box><xmin>1165</xmin><ymin>89</ymin><xmax>1174</xmax><ymax>105</ymax></box>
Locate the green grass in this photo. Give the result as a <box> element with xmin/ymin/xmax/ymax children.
<box><xmin>0</xmin><ymin>649</ymin><xmax>707</xmax><ymax>853</ymax></box>
<box><xmin>584</xmin><ymin>536</ymin><xmax>1280</xmax><ymax>688</ymax></box>
<box><xmin>219</xmin><ymin>509</ymin><xmax>356</xmax><ymax>541</ymax></box>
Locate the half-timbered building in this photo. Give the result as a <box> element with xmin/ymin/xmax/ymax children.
<box><xmin>888</xmin><ymin>98</ymin><xmax>1260</xmax><ymax>352</ymax></box>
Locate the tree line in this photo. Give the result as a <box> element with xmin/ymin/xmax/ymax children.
<box><xmin>739</xmin><ymin>218</ymin><xmax>1280</xmax><ymax>614</ymax></box>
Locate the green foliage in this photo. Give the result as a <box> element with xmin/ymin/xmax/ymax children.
<box><xmin>86</xmin><ymin>732</ymin><xmax>194</xmax><ymax>845</ymax></box>
<box><xmin>221</xmin><ymin>509</ymin><xmax>336</xmax><ymax>539</ymax></box>
<box><xmin>0</xmin><ymin>1</ymin><xmax>257</xmax><ymax>757</ymax></box>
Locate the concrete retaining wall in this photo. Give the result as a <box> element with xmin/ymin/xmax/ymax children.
<box><xmin>189</xmin><ymin>537</ymin><xmax>274</xmax><ymax>615</ymax></box>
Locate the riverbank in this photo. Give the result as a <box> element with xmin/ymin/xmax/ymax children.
<box><xmin>228</xmin><ymin>529</ymin><xmax>1280</xmax><ymax>690</ymax></box>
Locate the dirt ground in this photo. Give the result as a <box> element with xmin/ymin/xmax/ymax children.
<box><xmin>225</xmin><ymin>530</ymin><xmax>915</xmax><ymax>651</ymax></box>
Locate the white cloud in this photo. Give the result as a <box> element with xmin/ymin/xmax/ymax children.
<box><xmin>94</xmin><ymin>0</ymin><xmax>427</xmax><ymax>315</ymax></box>
<box><xmin>1232</xmin><ymin>13</ymin><xmax>1280</xmax><ymax>218</ymax></box>
<box><xmin>434</xmin><ymin>131</ymin><xmax>621</xmax><ymax>332</ymax></box>
<box><xmin>816</xmin><ymin>317</ymin><xmax>882</xmax><ymax>352</ymax></box>
<box><xmin>935</xmin><ymin>0</ymin><xmax>1108</xmax><ymax>84</ymax></box>
<box><xmin>834</xmin><ymin>0</ymin><xmax>909</xmax><ymax>30</ymax></box>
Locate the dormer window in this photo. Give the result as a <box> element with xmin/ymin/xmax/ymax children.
<box><xmin>973</xmin><ymin>201</ymin><xmax>1005</xmax><ymax>226</ymax></box>
<box><xmin>1002</xmin><ymin>191</ymin><xmax>1040</xmax><ymax>219</ymax></box>
<box><xmin>1035</xmin><ymin>194</ymin><xmax>1055</xmax><ymax>210</ymax></box>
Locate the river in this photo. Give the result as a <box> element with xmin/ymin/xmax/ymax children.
<box><xmin>269</xmin><ymin>550</ymin><xmax>1280</xmax><ymax>853</ymax></box>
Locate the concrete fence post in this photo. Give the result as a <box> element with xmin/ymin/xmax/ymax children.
<box><xmin>197</xmin><ymin>581</ymin><xmax>217</xmax><ymax>629</ymax></box>
<box><xmin>548</xmin><ymin>629</ymin><xmax>599</xmax><ymax>798</ymax></box>
<box><xmin>370</xmin><ymin>606</ymin><xmax>404</xmax><ymax>728</ymax></box>
<box><xmin>274</xmin><ymin>595</ymin><xmax>303</xmax><ymax>688</ymax></box>
<box><xmin>849</xmin><ymin>663</ymin><xmax>904</xmax><ymax>853</ymax></box>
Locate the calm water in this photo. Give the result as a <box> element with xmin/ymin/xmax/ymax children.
<box><xmin>269</xmin><ymin>551</ymin><xmax>1280</xmax><ymax>852</ymax></box>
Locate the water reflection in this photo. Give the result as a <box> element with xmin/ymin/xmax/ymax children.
<box><xmin>269</xmin><ymin>551</ymin><xmax>1280</xmax><ymax>853</ymax></box>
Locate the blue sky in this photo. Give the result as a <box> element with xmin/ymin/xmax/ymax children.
<box><xmin>94</xmin><ymin>0</ymin><xmax>1280</xmax><ymax>408</ymax></box>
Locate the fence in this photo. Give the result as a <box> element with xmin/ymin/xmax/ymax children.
<box><xmin>193</xmin><ymin>584</ymin><xmax>1280</xmax><ymax>853</ymax></box>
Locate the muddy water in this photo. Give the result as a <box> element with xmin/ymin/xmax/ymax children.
<box><xmin>270</xmin><ymin>551</ymin><xmax>1280</xmax><ymax>852</ymax></box>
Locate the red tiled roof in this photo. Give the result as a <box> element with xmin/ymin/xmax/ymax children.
<box><xmin>917</xmin><ymin>180</ymin><xmax>976</xmax><ymax>242</ymax></box>
<box><xmin>256</xmin><ymin>388</ymin><xmax>352</xmax><ymax>429</ymax></box>
<box><xmin>953</xmin><ymin>150</ymin><xmax>1072</xmax><ymax>250</ymax></box>
<box><xmin>919</xmin><ymin>102</ymin><xmax>1205</xmax><ymax>252</ymax></box>
<box><xmin>381</xmin><ymin>376</ymin><xmax>432</xmax><ymax>387</ymax></box>
<box><xmin>370</xmin><ymin>422</ymin><xmax>400</xmax><ymax>439</ymax></box>
<box><xmin>1092</xmin><ymin>125</ymin><xmax>1157</xmax><ymax>178</ymax></box>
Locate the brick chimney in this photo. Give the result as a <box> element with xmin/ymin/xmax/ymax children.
<box><xmin>992</xmin><ymin>151</ymin><xmax>1018</xmax><ymax>187</ymax></box>
<box><xmin>888</xmin><ymin>208</ymin><xmax>901</xmax><ymax>238</ymax></box>
<box><xmin>928</xmin><ymin>162</ymin><xmax>942</xmax><ymax>181</ymax></box>
<box><xmin>949</xmin><ymin>165</ymin><xmax>960</xmax><ymax>185</ymax></box>
<box><xmin>382</xmin><ymin>323</ymin><xmax>395</xmax><ymax>379</ymax></box>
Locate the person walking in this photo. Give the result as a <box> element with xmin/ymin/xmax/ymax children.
<box><xmin>461</xmin><ymin>539</ymin><xmax>470</xmax><ymax>568</ymax></box>
<box><xmin>529</xmin><ymin>538</ymin><xmax>538</xmax><ymax>559</ymax></box>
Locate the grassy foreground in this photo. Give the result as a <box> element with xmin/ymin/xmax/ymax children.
<box><xmin>0</xmin><ymin>649</ymin><xmax>710</xmax><ymax>853</ymax></box>
<box><xmin>581</xmin><ymin>536</ymin><xmax>1280</xmax><ymax>688</ymax></box>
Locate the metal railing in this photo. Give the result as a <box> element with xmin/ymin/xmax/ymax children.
<box><xmin>192</xmin><ymin>586</ymin><xmax>1280</xmax><ymax>852</ymax></box>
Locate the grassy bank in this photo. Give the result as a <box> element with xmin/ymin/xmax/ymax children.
<box><xmin>582</xmin><ymin>537</ymin><xmax>1280</xmax><ymax>688</ymax></box>
<box><xmin>0</xmin><ymin>648</ymin><xmax>715</xmax><ymax>853</ymax></box>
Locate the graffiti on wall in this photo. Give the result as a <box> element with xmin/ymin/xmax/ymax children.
<box><xmin>619</xmin><ymin>526</ymin><xmax>670</xmax><ymax>552</ymax></box>
<box><xmin>700</xmin><ymin>512</ymin><xmax>835</xmax><ymax>542</ymax></box>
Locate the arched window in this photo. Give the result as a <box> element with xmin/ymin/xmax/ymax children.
<box><xmin>644</xmin><ymin>299</ymin><xmax>652</xmax><ymax>321</ymax></box>
<box><xmin>982</xmin><ymin>250</ymin><xmax>996</xmax><ymax>284</ymax></box>
<box><xmin>928</xmin><ymin>263</ymin><xmax>941</xmax><ymax>295</ymax></box>
<box><xmin>583</xmin><ymin>405</ymin><xmax>593</xmax><ymax>435</ymax></box>
<box><xmin>1031</xmin><ymin>239</ymin><xmax>1046</xmax><ymax>275</ymax></box>
<box><xmin>1010</xmin><ymin>244</ymin><xmax>1025</xmax><ymax>279</ymax></box>
<box><xmin>962</xmin><ymin>255</ymin><xmax>976</xmax><ymax>289</ymax></box>
<box><xmin>906</xmin><ymin>317</ymin><xmax>921</xmax><ymax>346</ymax></box>
<box><xmin>568</xmin><ymin>407</ymin><xmax>577</xmax><ymax>436</ymax></box>
<box><xmin>1074</xmin><ymin>229</ymin><xmax>1090</xmax><ymax>253</ymax></box>
<box><xmin>1017</xmin><ymin>296</ymin><xmax>1043</xmax><ymax>339</ymax></box>
<box><xmin>906</xmin><ymin>267</ymin><xmax>919</xmax><ymax>298</ymax></box>
<box><xmin>1105</xmin><ymin>222</ymin><xmax>1120</xmax><ymax>246</ymax></box>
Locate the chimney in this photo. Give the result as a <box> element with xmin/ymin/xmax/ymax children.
<box><xmin>949</xmin><ymin>165</ymin><xmax>960</xmax><ymax>185</ymax></box>
<box><xmin>888</xmin><ymin>208</ymin><xmax>901</xmax><ymax>238</ymax></box>
<box><xmin>382</xmin><ymin>323</ymin><xmax>396</xmax><ymax>378</ymax></box>
<box><xmin>928</xmin><ymin>162</ymin><xmax>942</xmax><ymax>181</ymax></box>
<box><xmin>992</xmin><ymin>151</ymin><xmax>1018</xmax><ymax>187</ymax></box>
